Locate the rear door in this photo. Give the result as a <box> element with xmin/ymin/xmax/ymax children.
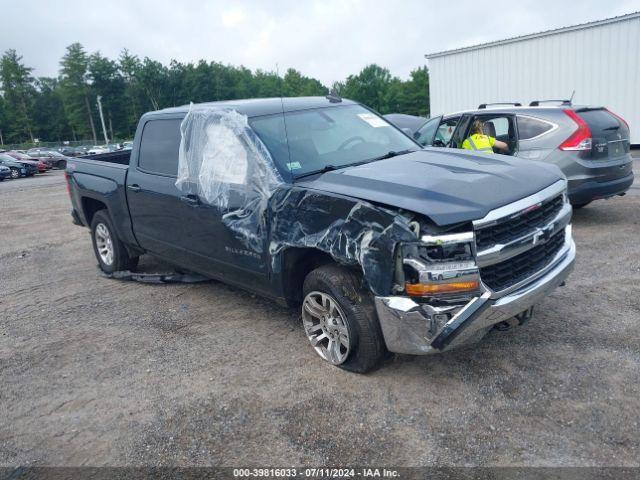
<box><xmin>126</xmin><ymin>117</ymin><xmax>192</xmax><ymax>263</ymax></box>
<box><xmin>576</xmin><ymin>108</ymin><xmax>630</xmax><ymax>161</ymax></box>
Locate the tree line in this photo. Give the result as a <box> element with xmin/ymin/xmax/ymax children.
<box><xmin>0</xmin><ymin>43</ymin><xmax>429</xmax><ymax>145</ymax></box>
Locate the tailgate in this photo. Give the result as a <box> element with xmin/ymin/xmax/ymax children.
<box><xmin>576</xmin><ymin>108</ymin><xmax>630</xmax><ymax>161</ymax></box>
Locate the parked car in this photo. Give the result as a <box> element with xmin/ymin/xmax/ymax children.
<box><xmin>121</xmin><ymin>141</ymin><xmax>134</xmax><ymax>150</ymax></box>
<box><xmin>412</xmin><ymin>101</ymin><xmax>634</xmax><ymax>208</ymax></box>
<box><xmin>66</xmin><ymin>97</ymin><xmax>575</xmax><ymax>373</ymax></box>
<box><xmin>26</xmin><ymin>151</ymin><xmax>55</xmax><ymax>169</ymax></box>
<box><xmin>26</xmin><ymin>148</ymin><xmax>69</xmax><ymax>169</ymax></box>
<box><xmin>57</xmin><ymin>146</ymin><xmax>82</xmax><ymax>157</ymax></box>
<box><xmin>0</xmin><ymin>165</ymin><xmax>10</xmax><ymax>181</ymax></box>
<box><xmin>384</xmin><ymin>113</ymin><xmax>428</xmax><ymax>135</ymax></box>
<box><xmin>6</xmin><ymin>151</ymin><xmax>47</xmax><ymax>172</ymax></box>
<box><xmin>74</xmin><ymin>146</ymin><xmax>91</xmax><ymax>156</ymax></box>
<box><xmin>87</xmin><ymin>145</ymin><xmax>111</xmax><ymax>155</ymax></box>
<box><xmin>0</xmin><ymin>154</ymin><xmax>28</xmax><ymax>178</ymax></box>
<box><xmin>13</xmin><ymin>159</ymin><xmax>38</xmax><ymax>176</ymax></box>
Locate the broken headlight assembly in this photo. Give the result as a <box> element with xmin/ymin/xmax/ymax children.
<box><xmin>397</xmin><ymin>231</ymin><xmax>480</xmax><ymax>300</ymax></box>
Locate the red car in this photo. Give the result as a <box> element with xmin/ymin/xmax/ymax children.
<box><xmin>6</xmin><ymin>151</ymin><xmax>48</xmax><ymax>172</ymax></box>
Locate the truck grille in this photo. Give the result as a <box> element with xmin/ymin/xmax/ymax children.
<box><xmin>479</xmin><ymin>230</ymin><xmax>565</xmax><ymax>292</ymax></box>
<box><xmin>475</xmin><ymin>194</ymin><xmax>564</xmax><ymax>249</ymax></box>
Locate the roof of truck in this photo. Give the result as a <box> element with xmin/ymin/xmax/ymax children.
<box><xmin>153</xmin><ymin>96</ymin><xmax>357</xmax><ymax>118</ymax></box>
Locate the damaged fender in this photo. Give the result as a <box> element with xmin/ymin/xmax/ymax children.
<box><xmin>267</xmin><ymin>187</ymin><xmax>419</xmax><ymax>296</ymax></box>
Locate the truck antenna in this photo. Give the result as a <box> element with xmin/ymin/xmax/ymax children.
<box><xmin>276</xmin><ymin>62</ymin><xmax>293</xmax><ymax>178</ymax></box>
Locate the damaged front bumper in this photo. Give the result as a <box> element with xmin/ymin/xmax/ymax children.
<box><xmin>375</xmin><ymin>237</ymin><xmax>575</xmax><ymax>355</ymax></box>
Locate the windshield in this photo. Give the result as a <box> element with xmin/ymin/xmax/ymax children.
<box><xmin>249</xmin><ymin>104</ymin><xmax>418</xmax><ymax>178</ymax></box>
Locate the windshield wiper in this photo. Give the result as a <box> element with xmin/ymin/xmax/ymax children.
<box><xmin>293</xmin><ymin>149</ymin><xmax>417</xmax><ymax>180</ymax></box>
<box><xmin>367</xmin><ymin>148</ymin><xmax>417</xmax><ymax>162</ymax></box>
<box><xmin>294</xmin><ymin>164</ymin><xmax>343</xmax><ymax>180</ymax></box>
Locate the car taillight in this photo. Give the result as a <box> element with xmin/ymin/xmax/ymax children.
<box><xmin>560</xmin><ymin>109</ymin><xmax>592</xmax><ymax>151</ymax></box>
<box><xmin>605</xmin><ymin>108</ymin><xmax>629</xmax><ymax>130</ymax></box>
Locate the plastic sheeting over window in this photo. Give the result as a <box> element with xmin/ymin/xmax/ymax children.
<box><xmin>176</xmin><ymin>105</ymin><xmax>283</xmax><ymax>252</ymax></box>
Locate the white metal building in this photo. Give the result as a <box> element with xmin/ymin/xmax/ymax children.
<box><xmin>425</xmin><ymin>12</ymin><xmax>640</xmax><ymax>144</ymax></box>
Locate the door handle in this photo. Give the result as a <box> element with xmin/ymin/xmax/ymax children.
<box><xmin>128</xmin><ymin>184</ymin><xmax>141</xmax><ymax>192</ymax></box>
<box><xmin>180</xmin><ymin>195</ymin><xmax>200</xmax><ymax>207</ymax></box>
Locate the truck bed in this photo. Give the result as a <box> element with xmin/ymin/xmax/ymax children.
<box><xmin>81</xmin><ymin>150</ymin><xmax>131</xmax><ymax>165</ymax></box>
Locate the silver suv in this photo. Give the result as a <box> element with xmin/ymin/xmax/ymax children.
<box><xmin>412</xmin><ymin>101</ymin><xmax>634</xmax><ymax>208</ymax></box>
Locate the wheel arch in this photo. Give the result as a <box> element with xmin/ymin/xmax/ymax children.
<box><xmin>81</xmin><ymin>197</ymin><xmax>108</xmax><ymax>226</ymax></box>
<box><xmin>281</xmin><ymin>248</ymin><xmax>336</xmax><ymax>306</ymax></box>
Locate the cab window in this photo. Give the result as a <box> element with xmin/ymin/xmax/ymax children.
<box><xmin>138</xmin><ymin>118</ymin><xmax>182</xmax><ymax>176</ymax></box>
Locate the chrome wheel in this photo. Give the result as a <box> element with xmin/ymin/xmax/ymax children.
<box><xmin>10</xmin><ymin>168</ymin><xmax>19</xmax><ymax>179</ymax></box>
<box><xmin>94</xmin><ymin>223</ymin><xmax>114</xmax><ymax>266</ymax></box>
<box><xmin>302</xmin><ymin>291</ymin><xmax>351</xmax><ymax>365</ymax></box>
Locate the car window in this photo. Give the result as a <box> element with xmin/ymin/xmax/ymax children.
<box><xmin>138</xmin><ymin>118</ymin><xmax>182</xmax><ymax>176</ymax></box>
<box><xmin>517</xmin><ymin>116</ymin><xmax>553</xmax><ymax>140</ymax></box>
<box><xmin>434</xmin><ymin>117</ymin><xmax>460</xmax><ymax>145</ymax></box>
<box><xmin>485</xmin><ymin>117</ymin><xmax>509</xmax><ymax>137</ymax></box>
<box><xmin>414</xmin><ymin>117</ymin><xmax>441</xmax><ymax>146</ymax></box>
<box><xmin>449</xmin><ymin>115</ymin><xmax>472</xmax><ymax>149</ymax></box>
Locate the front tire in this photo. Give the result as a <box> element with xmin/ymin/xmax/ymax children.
<box><xmin>302</xmin><ymin>264</ymin><xmax>387</xmax><ymax>373</ymax></box>
<box><xmin>9</xmin><ymin>168</ymin><xmax>20</xmax><ymax>179</ymax></box>
<box><xmin>90</xmin><ymin>210</ymin><xmax>138</xmax><ymax>273</ymax></box>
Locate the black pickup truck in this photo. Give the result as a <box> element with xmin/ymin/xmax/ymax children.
<box><xmin>66</xmin><ymin>96</ymin><xmax>576</xmax><ymax>373</ymax></box>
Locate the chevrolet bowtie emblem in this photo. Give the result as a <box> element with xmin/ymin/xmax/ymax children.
<box><xmin>532</xmin><ymin>224</ymin><xmax>554</xmax><ymax>245</ymax></box>
<box><xmin>532</xmin><ymin>230</ymin><xmax>543</xmax><ymax>245</ymax></box>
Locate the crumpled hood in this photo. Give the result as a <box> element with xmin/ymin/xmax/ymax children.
<box><xmin>299</xmin><ymin>148</ymin><xmax>564</xmax><ymax>226</ymax></box>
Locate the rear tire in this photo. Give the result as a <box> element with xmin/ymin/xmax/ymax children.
<box><xmin>302</xmin><ymin>264</ymin><xmax>387</xmax><ymax>373</ymax></box>
<box><xmin>90</xmin><ymin>210</ymin><xmax>139</xmax><ymax>274</ymax></box>
<box><xmin>56</xmin><ymin>159</ymin><xmax>67</xmax><ymax>169</ymax></box>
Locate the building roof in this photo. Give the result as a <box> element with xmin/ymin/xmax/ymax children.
<box><xmin>425</xmin><ymin>11</ymin><xmax>640</xmax><ymax>59</ymax></box>
<box><xmin>153</xmin><ymin>96</ymin><xmax>356</xmax><ymax>118</ymax></box>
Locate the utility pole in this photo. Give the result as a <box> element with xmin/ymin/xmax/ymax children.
<box><xmin>96</xmin><ymin>95</ymin><xmax>109</xmax><ymax>145</ymax></box>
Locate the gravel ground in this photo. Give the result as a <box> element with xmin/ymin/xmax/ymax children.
<box><xmin>1</xmin><ymin>163</ymin><xmax>639</xmax><ymax>467</ymax></box>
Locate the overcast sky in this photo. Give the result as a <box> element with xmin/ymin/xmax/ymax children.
<box><xmin>2</xmin><ymin>0</ymin><xmax>639</xmax><ymax>85</ymax></box>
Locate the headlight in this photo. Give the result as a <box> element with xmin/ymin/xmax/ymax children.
<box><xmin>399</xmin><ymin>231</ymin><xmax>481</xmax><ymax>298</ymax></box>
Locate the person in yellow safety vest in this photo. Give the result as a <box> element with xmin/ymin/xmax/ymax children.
<box><xmin>462</xmin><ymin>120</ymin><xmax>510</xmax><ymax>154</ymax></box>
